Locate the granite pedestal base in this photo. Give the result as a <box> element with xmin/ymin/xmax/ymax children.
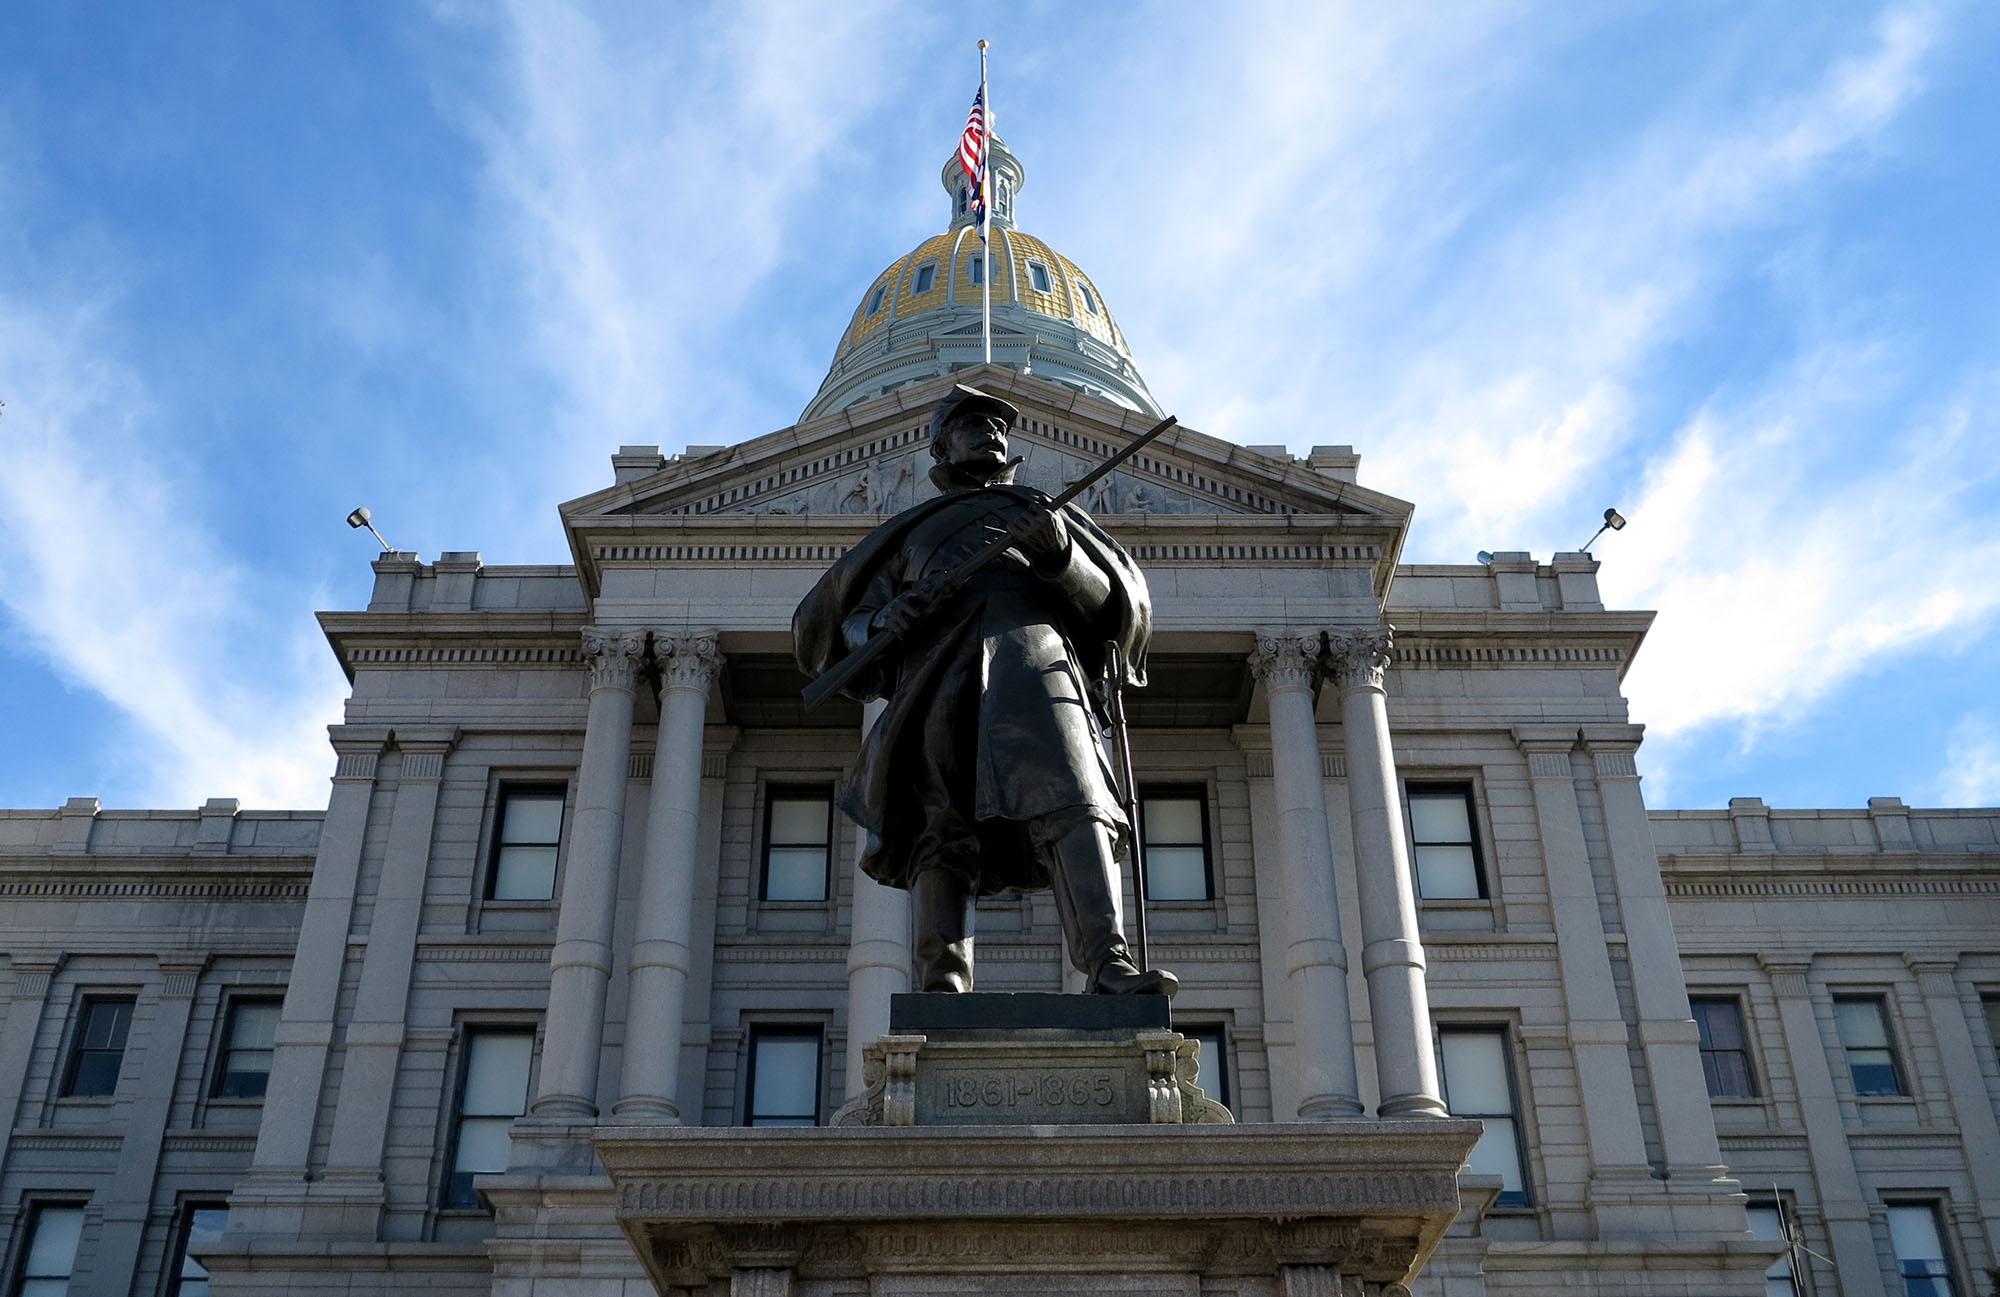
<box><xmin>598</xmin><ymin>1001</ymin><xmax>1477</xmax><ymax>1294</ymax></box>
<box><xmin>596</xmin><ymin>1121</ymin><xmax>1480</xmax><ymax>1296</ymax></box>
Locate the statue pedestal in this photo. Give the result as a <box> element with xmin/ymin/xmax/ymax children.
<box><xmin>833</xmin><ymin>992</ymin><xmax>1230</xmax><ymax>1127</ymax></box>
<box><xmin>595</xmin><ymin>995</ymin><xmax>1480</xmax><ymax>1296</ymax></box>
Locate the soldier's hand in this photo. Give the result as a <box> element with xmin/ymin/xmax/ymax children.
<box><xmin>877</xmin><ymin>580</ymin><xmax>941</xmax><ymax>637</ymax></box>
<box><xmin>1015</xmin><ymin>508</ymin><xmax>1070</xmax><ymax>568</ymax></box>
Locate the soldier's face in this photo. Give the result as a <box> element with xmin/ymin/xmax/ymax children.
<box><xmin>939</xmin><ymin>412</ymin><xmax>1010</xmax><ymax>474</ymax></box>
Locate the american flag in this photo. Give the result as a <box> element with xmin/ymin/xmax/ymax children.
<box><xmin>958</xmin><ymin>87</ymin><xmax>987</xmax><ymax>233</ymax></box>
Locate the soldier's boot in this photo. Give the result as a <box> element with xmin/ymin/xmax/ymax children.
<box><xmin>1048</xmin><ymin>822</ymin><xmax>1178</xmax><ymax>997</ymax></box>
<box><xmin>911</xmin><ymin>867</ymin><xmax>975</xmax><ymax>993</ymax></box>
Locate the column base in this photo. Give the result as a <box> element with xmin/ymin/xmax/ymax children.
<box><xmin>609</xmin><ymin>1095</ymin><xmax>683</xmax><ymax>1123</ymax></box>
<box><xmin>1377</xmin><ymin>1093</ymin><xmax>1449</xmax><ymax>1119</ymax></box>
<box><xmin>1298</xmin><ymin>1093</ymin><xmax>1367</xmax><ymax>1119</ymax></box>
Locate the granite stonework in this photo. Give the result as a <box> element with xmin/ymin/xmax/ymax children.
<box><xmin>594</xmin><ymin>1121</ymin><xmax>1482</xmax><ymax>1296</ymax></box>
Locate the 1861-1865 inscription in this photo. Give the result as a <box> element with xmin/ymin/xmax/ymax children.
<box><xmin>922</xmin><ymin>1063</ymin><xmax>1125</xmax><ymax>1125</ymax></box>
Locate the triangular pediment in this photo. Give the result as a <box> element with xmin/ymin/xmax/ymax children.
<box><xmin>561</xmin><ymin>369</ymin><xmax>1410</xmax><ymax>524</ymax></box>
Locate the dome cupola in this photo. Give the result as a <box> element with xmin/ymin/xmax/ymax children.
<box><xmin>800</xmin><ymin>133</ymin><xmax>1160</xmax><ymax>422</ymax></box>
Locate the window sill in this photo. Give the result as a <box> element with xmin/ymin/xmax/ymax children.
<box><xmin>1707</xmin><ymin>1096</ymin><xmax>1769</xmax><ymax>1107</ymax></box>
<box><xmin>53</xmin><ymin>1096</ymin><xmax>117</xmax><ymax>1107</ymax></box>
<box><xmin>204</xmin><ymin>1096</ymin><xmax>266</xmax><ymax>1109</ymax></box>
<box><xmin>1855</xmin><ymin>1095</ymin><xmax>1917</xmax><ymax>1106</ymax></box>
<box><xmin>480</xmin><ymin>898</ymin><xmax>557</xmax><ymax>910</ymax></box>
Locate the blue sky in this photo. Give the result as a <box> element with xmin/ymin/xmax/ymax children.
<box><xmin>3</xmin><ymin>3</ymin><xmax>1997</xmax><ymax>812</ymax></box>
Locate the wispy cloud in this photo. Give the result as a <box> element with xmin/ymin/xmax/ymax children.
<box><xmin>1054</xmin><ymin>3</ymin><xmax>1973</xmax><ymax>786</ymax></box>
<box><xmin>445</xmin><ymin>0</ymin><xmax>923</xmax><ymax>467</ymax></box>
<box><xmin>1935</xmin><ymin>714</ymin><xmax>2000</xmax><ymax>807</ymax></box>
<box><xmin>0</xmin><ymin>299</ymin><xmax>347</xmax><ymax>808</ymax></box>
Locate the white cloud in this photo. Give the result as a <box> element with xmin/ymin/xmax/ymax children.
<box><xmin>0</xmin><ymin>299</ymin><xmax>347</xmax><ymax>809</ymax></box>
<box><xmin>1935</xmin><ymin>715</ymin><xmax>2000</xmax><ymax>807</ymax></box>
<box><xmin>447</xmin><ymin>0</ymin><xmax>923</xmax><ymax>468</ymax></box>
<box><xmin>1610</xmin><ymin>355</ymin><xmax>2000</xmax><ymax>743</ymax></box>
<box><xmin>1053</xmin><ymin>3</ymin><xmax>1979</xmax><ymax>774</ymax></box>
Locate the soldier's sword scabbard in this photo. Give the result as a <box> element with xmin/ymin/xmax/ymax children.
<box><xmin>801</xmin><ymin>414</ymin><xmax>1176</xmax><ymax>712</ymax></box>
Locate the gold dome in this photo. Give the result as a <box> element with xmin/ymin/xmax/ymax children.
<box><xmin>834</xmin><ymin>228</ymin><xmax>1129</xmax><ymax>363</ymax></box>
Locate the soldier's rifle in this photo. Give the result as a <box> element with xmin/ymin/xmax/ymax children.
<box><xmin>800</xmin><ymin>413</ymin><xmax>1177</xmax><ymax>713</ymax></box>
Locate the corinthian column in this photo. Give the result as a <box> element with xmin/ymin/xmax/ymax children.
<box><xmin>1326</xmin><ymin>627</ymin><xmax>1446</xmax><ymax>1118</ymax></box>
<box><xmin>615</xmin><ymin>631</ymin><xmax>723</xmax><ymax>1121</ymax></box>
<box><xmin>1249</xmin><ymin>630</ymin><xmax>1362</xmax><ymax>1119</ymax></box>
<box><xmin>845</xmin><ymin>699</ymin><xmax>910</xmax><ymax>1099</ymax></box>
<box><xmin>532</xmin><ymin>626</ymin><xmax>645</xmax><ymax>1119</ymax></box>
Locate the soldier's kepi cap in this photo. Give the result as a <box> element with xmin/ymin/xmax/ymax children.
<box><xmin>928</xmin><ymin>383</ymin><xmax>1020</xmax><ymax>453</ymax></box>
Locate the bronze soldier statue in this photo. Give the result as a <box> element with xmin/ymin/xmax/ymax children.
<box><xmin>794</xmin><ymin>385</ymin><xmax>1176</xmax><ymax>997</ymax></box>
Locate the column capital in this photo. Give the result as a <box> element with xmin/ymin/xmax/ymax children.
<box><xmin>581</xmin><ymin>626</ymin><xmax>648</xmax><ymax>691</ymax></box>
<box><xmin>6</xmin><ymin>953</ymin><xmax>64</xmax><ymax>999</ymax></box>
<box><xmin>1759</xmin><ymin>955</ymin><xmax>1813</xmax><ymax>997</ymax></box>
<box><xmin>1904</xmin><ymin>956</ymin><xmax>1958</xmax><ymax>982</ymax></box>
<box><xmin>1579</xmin><ymin>725</ymin><xmax>1644</xmax><ymax>780</ymax></box>
<box><xmin>1248</xmin><ymin>629</ymin><xmax>1326</xmax><ymax>693</ymax></box>
<box><xmin>1324</xmin><ymin>625</ymin><xmax>1395</xmax><ymax>694</ymax></box>
<box><xmin>654</xmin><ymin>630</ymin><xmax>725</xmax><ymax>692</ymax></box>
<box><xmin>158</xmin><ymin>955</ymin><xmax>208</xmax><ymax>1000</ymax></box>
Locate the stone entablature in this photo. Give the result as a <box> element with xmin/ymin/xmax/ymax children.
<box><xmin>592</xmin><ymin>1121</ymin><xmax>1482</xmax><ymax>1296</ymax></box>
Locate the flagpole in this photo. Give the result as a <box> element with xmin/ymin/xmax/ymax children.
<box><xmin>979</xmin><ymin>39</ymin><xmax>992</xmax><ymax>366</ymax></box>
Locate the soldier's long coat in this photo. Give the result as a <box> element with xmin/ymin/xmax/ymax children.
<box><xmin>793</xmin><ymin>474</ymin><xmax>1151</xmax><ymax>895</ymax></box>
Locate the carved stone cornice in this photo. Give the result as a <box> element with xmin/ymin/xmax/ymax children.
<box><xmin>580</xmin><ymin>627</ymin><xmax>648</xmax><ymax>691</ymax></box>
<box><xmin>600</xmin><ymin>1121</ymin><xmax>1478</xmax><ymax>1293</ymax></box>
<box><xmin>1324</xmin><ymin>627</ymin><xmax>1394</xmax><ymax>694</ymax></box>
<box><xmin>654</xmin><ymin>630</ymin><xmax>724</xmax><ymax>692</ymax></box>
<box><xmin>1248</xmin><ymin>630</ymin><xmax>1325</xmax><ymax>693</ymax></box>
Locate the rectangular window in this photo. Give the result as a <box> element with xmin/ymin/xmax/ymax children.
<box><xmin>12</xmin><ymin>1204</ymin><xmax>83</xmax><ymax>1297</ymax></box>
<box><xmin>1028</xmin><ymin>261</ymin><xmax>1052</xmax><ymax>293</ymax></box>
<box><xmin>1691</xmin><ymin>997</ymin><xmax>1759</xmax><ymax>1099</ymax></box>
<box><xmin>444</xmin><ymin>1029</ymin><xmax>533</xmax><ymax>1209</ymax></box>
<box><xmin>762</xmin><ymin>788</ymin><xmax>833</xmax><ymax>902</ymax></box>
<box><xmin>1983</xmin><ymin>997</ymin><xmax>1999</xmax><ymax>1068</ymax></box>
<box><xmin>1437</xmin><ymin>1027</ymin><xmax>1529</xmax><ymax>1205</ymax></box>
<box><xmin>746</xmin><ymin>1027</ymin><xmax>822</xmax><ymax>1127</ymax></box>
<box><xmin>1139</xmin><ymin>789</ymin><xmax>1211</xmax><ymax>902</ymax></box>
<box><xmin>1405</xmin><ymin>783</ymin><xmax>1485</xmax><ymax>900</ymax></box>
<box><xmin>1746</xmin><ymin>1202</ymin><xmax>1801</xmax><ymax>1297</ymax></box>
<box><xmin>1186</xmin><ymin>1025</ymin><xmax>1229</xmax><ymax>1108</ymax></box>
<box><xmin>167</xmin><ymin>1203</ymin><xmax>228</xmax><ymax>1297</ymax></box>
<box><xmin>61</xmin><ymin>996</ymin><xmax>134</xmax><ymax>1098</ymax></box>
<box><xmin>867</xmin><ymin>284</ymin><xmax>886</xmax><ymax>315</ymax></box>
<box><xmin>211</xmin><ymin>998</ymin><xmax>280</xmax><ymax>1099</ymax></box>
<box><xmin>1887</xmin><ymin>1202</ymin><xmax>1957</xmax><ymax>1297</ymax></box>
<box><xmin>1833</xmin><ymin>996</ymin><xmax>1906</xmax><ymax>1097</ymax></box>
<box><xmin>912</xmin><ymin>264</ymin><xmax>936</xmax><ymax>294</ymax></box>
<box><xmin>968</xmin><ymin>255</ymin><xmax>984</xmax><ymax>286</ymax></box>
<box><xmin>1080</xmin><ymin>284</ymin><xmax>1098</xmax><ymax>314</ymax></box>
<box><xmin>488</xmin><ymin>786</ymin><xmax>564</xmax><ymax>901</ymax></box>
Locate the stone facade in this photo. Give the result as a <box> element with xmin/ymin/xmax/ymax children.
<box><xmin>0</xmin><ymin>366</ymin><xmax>1994</xmax><ymax>1296</ymax></box>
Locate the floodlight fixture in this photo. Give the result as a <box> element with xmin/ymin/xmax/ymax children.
<box><xmin>346</xmin><ymin>506</ymin><xmax>394</xmax><ymax>553</ymax></box>
<box><xmin>1476</xmin><ymin>551</ymin><xmax>1494</xmax><ymax>565</ymax></box>
<box><xmin>1578</xmin><ymin>507</ymin><xmax>1628</xmax><ymax>554</ymax></box>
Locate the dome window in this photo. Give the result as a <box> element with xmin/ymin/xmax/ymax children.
<box><xmin>912</xmin><ymin>263</ymin><xmax>936</xmax><ymax>294</ymax></box>
<box><xmin>969</xmin><ymin>255</ymin><xmax>984</xmax><ymax>286</ymax></box>
<box><xmin>1080</xmin><ymin>285</ymin><xmax>1098</xmax><ymax>315</ymax></box>
<box><xmin>867</xmin><ymin>285</ymin><xmax>887</xmax><ymax>316</ymax></box>
<box><xmin>1028</xmin><ymin>261</ymin><xmax>1052</xmax><ymax>293</ymax></box>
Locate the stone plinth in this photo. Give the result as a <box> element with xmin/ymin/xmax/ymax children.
<box><xmin>834</xmin><ymin>992</ymin><xmax>1228</xmax><ymax>1127</ymax></box>
<box><xmin>595</xmin><ymin>1121</ymin><xmax>1481</xmax><ymax>1296</ymax></box>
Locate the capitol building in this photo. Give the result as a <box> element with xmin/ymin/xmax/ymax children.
<box><xmin>1</xmin><ymin>129</ymin><xmax>1997</xmax><ymax>1297</ymax></box>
